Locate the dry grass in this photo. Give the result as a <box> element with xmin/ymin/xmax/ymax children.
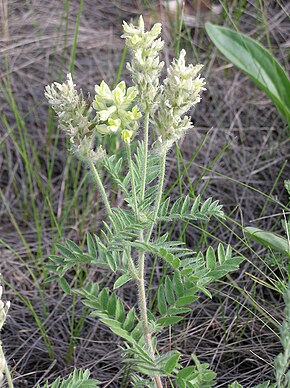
<box><xmin>0</xmin><ymin>1</ymin><xmax>290</xmax><ymax>386</ymax></box>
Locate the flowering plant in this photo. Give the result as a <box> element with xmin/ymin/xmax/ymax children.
<box><xmin>44</xmin><ymin>15</ymin><xmax>244</xmax><ymax>387</ymax></box>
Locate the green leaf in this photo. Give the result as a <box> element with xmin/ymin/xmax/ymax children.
<box><xmin>167</xmin><ymin>307</ymin><xmax>191</xmax><ymax>315</ymax></box>
<box><xmin>176</xmin><ymin>379</ymin><xmax>186</xmax><ymax>388</ymax></box>
<box><xmin>113</xmin><ymin>273</ymin><xmax>132</xmax><ymax>289</ymax></box>
<box><xmin>59</xmin><ymin>277</ymin><xmax>71</xmax><ymax>295</ymax></box>
<box><xmin>228</xmin><ymin>382</ymin><xmax>244</xmax><ymax>388</ymax></box>
<box><xmin>176</xmin><ymin>295</ymin><xmax>198</xmax><ymax>307</ymax></box>
<box><xmin>173</xmin><ymin>271</ymin><xmax>184</xmax><ymax>298</ymax></box>
<box><xmin>44</xmin><ymin>274</ymin><xmax>60</xmax><ymax>283</ymax></box>
<box><xmin>87</xmin><ymin>233</ymin><xmax>96</xmax><ymax>258</ymax></box>
<box><xmin>107</xmin><ymin>294</ymin><xmax>117</xmax><ymax>316</ymax></box>
<box><xmin>66</xmin><ymin>239</ymin><xmax>83</xmax><ymax>254</ymax></box>
<box><xmin>157</xmin><ymin>285</ymin><xmax>167</xmax><ymax>315</ymax></box>
<box><xmin>206</xmin><ymin>247</ymin><xmax>216</xmax><ymax>270</ymax></box>
<box><xmin>115</xmin><ymin>299</ymin><xmax>125</xmax><ymax>323</ymax></box>
<box><xmin>165</xmin><ymin>277</ymin><xmax>175</xmax><ymax>306</ymax></box>
<box><xmin>55</xmin><ymin>243</ymin><xmax>76</xmax><ymax>260</ymax></box>
<box><xmin>177</xmin><ymin>366</ymin><xmax>195</xmax><ymax>379</ymax></box>
<box><xmin>253</xmin><ymin>382</ymin><xmax>271</xmax><ymax>388</ymax></box>
<box><xmin>217</xmin><ymin>243</ymin><xmax>226</xmax><ymax>264</ymax></box>
<box><xmin>123</xmin><ymin>308</ymin><xmax>135</xmax><ymax>331</ymax></box>
<box><xmin>157</xmin><ymin>316</ymin><xmax>183</xmax><ymax>326</ymax></box>
<box><xmin>99</xmin><ymin>288</ymin><xmax>109</xmax><ymax>308</ymax></box>
<box><xmin>101</xmin><ymin>319</ymin><xmax>133</xmax><ymax>343</ymax></box>
<box><xmin>245</xmin><ymin>227</ymin><xmax>290</xmax><ymax>255</ymax></box>
<box><xmin>40</xmin><ymin>368</ymin><xmax>100</xmax><ymax>388</ymax></box>
<box><xmin>198</xmin><ymin>286</ymin><xmax>212</xmax><ymax>299</ymax></box>
<box><xmin>49</xmin><ymin>255</ymin><xmax>66</xmax><ymax>264</ymax></box>
<box><xmin>205</xmin><ymin>23</ymin><xmax>290</xmax><ymax>123</ymax></box>
<box><xmin>164</xmin><ymin>352</ymin><xmax>181</xmax><ymax>374</ymax></box>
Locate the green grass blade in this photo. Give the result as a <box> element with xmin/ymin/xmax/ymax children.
<box><xmin>205</xmin><ymin>23</ymin><xmax>290</xmax><ymax>124</ymax></box>
<box><xmin>69</xmin><ymin>0</ymin><xmax>84</xmax><ymax>75</ymax></box>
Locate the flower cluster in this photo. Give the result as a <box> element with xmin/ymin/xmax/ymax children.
<box><xmin>122</xmin><ymin>15</ymin><xmax>164</xmax><ymax>110</ymax></box>
<box><xmin>0</xmin><ymin>285</ymin><xmax>10</xmax><ymax>384</ymax></box>
<box><xmin>153</xmin><ymin>50</ymin><xmax>206</xmax><ymax>151</ymax></box>
<box><xmin>45</xmin><ymin>74</ymin><xmax>105</xmax><ymax>162</ymax></box>
<box><xmin>93</xmin><ymin>81</ymin><xmax>141</xmax><ymax>144</ymax></box>
<box><xmin>0</xmin><ymin>286</ymin><xmax>10</xmax><ymax>332</ymax></box>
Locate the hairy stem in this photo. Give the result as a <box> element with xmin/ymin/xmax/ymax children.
<box><xmin>0</xmin><ymin>342</ymin><xmax>13</xmax><ymax>388</ymax></box>
<box><xmin>137</xmin><ymin>254</ymin><xmax>163</xmax><ymax>388</ymax></box>
<box><xmin>126</xmin><ymin>142</ymin><xmax>138</xmax><ymax>217</ymax></box>
<box><xmin>136</xmin><ymin>111</ymin><xmax>163</xmax><ymax>388</ymax></box>
<box><xmin>88</xmin><ymin>160</ymin><xmax>112</xmax><ymax>217</ymax></box>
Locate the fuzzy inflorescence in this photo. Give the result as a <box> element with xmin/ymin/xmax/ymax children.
<box><xmin>93</xmin><ymin>80</ymin><xmax>142</xmax><ymax>143</ymax></box>
<box><xmin>153</xmin><ymin>49</ymin><xmax>206</xmax><ymax>151</ymax></box>
<box><xmin>45</xmin><ymin>74</ymin><xmax>105</xmax><ymax>162</ymax></box>
<box><xmin>122</xmin><ymin>15</ymin><xmax>164</xmax><ymax>111</ymax></box>
<box><xmin>45</xmin><ymin>17</ymin><xmax>205</xmax><ymax>160</ymax></box>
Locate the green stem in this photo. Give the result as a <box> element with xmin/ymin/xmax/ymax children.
<box><xmin>0</xmin><ymin>341</ymin><xmax>13</xmax><ymax>388</ymax></box>
<box><xmin>137</xmin><ymin>253</ymin><xmax>163</xmax><ymax>388</ymax></box>
<box><xmin>140</xmin><ymin>110</ymin><xmax>149</xmax><ymax>202</ymax></box>
<box><xmin>88</xmin><ymin>160</ymin><xmax>112</xmax><ymax>217</ymax></box>
<box><xmin>136</xmin><ymin>110</ymin><xmax>163</xmax><ymax>388</ymax></box>
<box><xmin>126</xmin><ymin>142</ymin><xmax>138</xmax><ymax>217</ymax></box>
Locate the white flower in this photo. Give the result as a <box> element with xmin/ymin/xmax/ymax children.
<box><xmin>0</xmin><ymin>286</ymin><xmax>10</xmax><ymax>331</ymax></box>
<box><xmin>122</xmin><ymin>15</ymin><xmax>164</xmax><ymax>110</ymax></box>
<box><xmin>45</xmin><ymin>74</ymin><xmax>105</xmax><ymax>162</ymax></box>
<box><xmin>93</xmin><ymin>81</ymin><xmax>141</xmax><ymax>139</ymax></box>
<box><xmin>153</xmin><ymin>50</ymin><xmax>206</xmax><ymax>151</ymax></box>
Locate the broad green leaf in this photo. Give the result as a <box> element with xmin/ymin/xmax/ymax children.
<box><xmin>198</xmin><ymin>286</ymin><xmax>212</xmax><ymax>299</ymax></box>
<box><xmin>173</xmin><ymin>272</ymin><xmax>184</xmax><ymax>297</ymax></box>
<box><xmin>113</xmin><ymin>273</ymin><xmax>132</xmax><ymax>289</ymax></box>
<box><xmin>55</xmin><ymin>243</ymin><xmax>76</xmax><ymax>260</ymax></box>
<box><xmin>157</xmin><ymin>285</ymin><xmax>167</xmax><ymax>315</ymax></box>
<box><xmin>245</xmin><ymin>227</ymin><xmax>290</xmax><ymax>255</ymax></box>
<box><xmin>44</xmin><ymin>274</ymin><xmax>60</xmax><ymax>283</ymax></box>
<box><xmin>157</xmin><ymin>316</ymin><xmax>183</xmax><ymax>326</ymax></box>
<box><xmin>164</xmin><ymin>352</ymin><xmax>181</xmax><ymax>374</ymax></box>
<box><xmin>228</xmin><ymin>382</ymin><xmax>243</xmax><ymax>388</ymax></box>
<box><xmin>123</xmin><ymin>308</ymin><xmax>135</xmax><ymax>331</ymax></box>
<box><xmin>66</xmin><ymin>239</ymin><xmax>83</xmax><ymax>254</ymax></box>
<box><xmin>177</xmin><ymin>366</ymin><xmax>195</xmax><ymax>379</ymax></box>
<box><xmin>49</xmin><ymin>255</ymin><xmax>66</xmax><ymax>264</ymax></box>
<box><xmin>253</xmin><ymin>383</ymin><xmax>271</xmax><ymax>388</ymax></box>
<box><xmin>107</xmin><ymin>294</ymin><xmax>117</xmax><ymax>316</ymax></box>
<box><xmin>165</xmin><ymin>277</ymin><xmax>175</xmax><ymax>305</ymax></box>
<box><xmin>101</xmin><ymin>319</ymin><xmax>133</xmax><ymax>343</ymax></box>
<box><xmin>106</xmin><ymin>253</ymin><xmax>118</xmax><ymax>272</ymax></box>
<box><xmin>205</xmin><ymin>23</ymin><xmax>290</xmax><ymax>123</ymax></box>
<box><xmin>87</xmin><ymin>233</ymin><xmax>96</xmax><ymax>258</ymax></box>
<box><xmin>130</xmin><ymin>321</ymin><xmax>143</xmax><ymax>341</ymax></box>
<box><xmin>115</xmin><ymin>299</ymin><xmax>125</xmax><ymax>323</ymax></box>
<box><xmin>176</xmin><ymin>295</ymin><xmax>198</xmax><ymax>307</ymax></box>
<box><xmin>59</xmin><ymin>277</ymin><xmax>71</xmax><ymax>295</ymax></box>
<box><xmin>176</xmin><ymin>379</ymin><xmax>186</xmax><ymax>388</ymax></box>
<box><xmin>99</xmin><ymin>288</ymin><xmax>109</xmax><ymax>308</ymax></box>
<box><xmin>206</xmin><ymin>247</ymin><xmax>216</xmax><ymax>270</ymax></box>
<box><xmin>167</xmin><ymin>307</ymin><xmax>191</xmax><ymax>315</ymax></box>
<box><xmin>217</xmin><ymin>243</ymin><xmax>226</xmax><ymax>264</ymax></box>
